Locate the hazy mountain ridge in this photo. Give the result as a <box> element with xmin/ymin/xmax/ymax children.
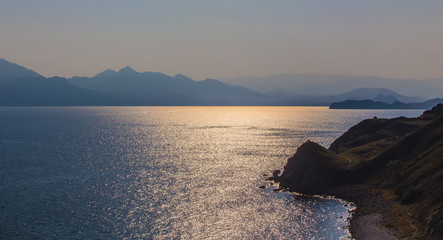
<box><xmin>330</xmin><ymin>98</ymin><xmax>443</xmax><ymax>109</ymax></box>
<box><xmin>68</xmin><ymin>66</ymin><xmax>275</xmax><ymax>106</ymax></box>
<box><xmin>0</xmin><ymin>58</ymin><xmax>43</xmax><ymax>84</ymax></box>
<box><xmin>0</xmin><ymin>58</ymin><xmax>440</xmax><ymax>106</ymax></box>
<box><xmin>0</xmin><ymin>76</ymin><xmax>140</xmax><ymax>106</ymax></box>
<box><xmin>320</xmin><ymin>88</ymin><xmax>425</xmax><ymax>103</ymax></box>
<box><xmin>280</xmin><ymin>88</ymin><xmax>427</xmax><ymax>106</ymax></box>
<box><xmin>220</xmin><ymin>74</ymin><xmax>443</xmax><ymax>98</ymax></box>
<box><xmin>0</xmin><ymin>59</ymin><xmax>275</xmax><ymax>106</ymax></box>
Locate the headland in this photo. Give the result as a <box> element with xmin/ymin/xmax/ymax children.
<box><xmin>268</xmin><ymin>104</ymin><xmax>443</xmax><ymax>239</ymax></box>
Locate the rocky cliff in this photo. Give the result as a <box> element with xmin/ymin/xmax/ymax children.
<box><xmin>270</xmin><ymin>104</ymin><xmax>443</xmax><ymax>239</ymax></box>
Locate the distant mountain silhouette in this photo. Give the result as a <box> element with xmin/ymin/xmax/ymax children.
<box><xmin>330</xmin><ymin>98</ymin><xmax>443</xmax><ymax>109</ymax></box>
<box><xmin>311</xmin><ymin>88</ymin><xmax>426</xmax><ymax>105</ymax></box>
<box><xmin>69</xmin><ymin>67</ymin><xmax>274</xmax><ymax>105</ymax></box>
<box><xmin>426</xmin><ymin>78</ymin><xmax>443</xmax><ymax>91</ymax></box>
<box><xmin>1</xmin><ymin>59</ymin><xmax>439</xmax><ymax>106</ymax></box>
<box><xmin>280</xmin><ymin>88</ymin><xmax>426</xmax><ymax>106</ymax></box>
<box><xmin>371</xmin><ymin>94</ymin><xmax>399</xmax><ymax>104</ymax></box>
<box><xmin>0</xmin><ymin>58</ymin><xmax>43</xmax><ymax>84</ymax></box>
<box><xmin>220</xmin><ymin>74</ymin><xmax>443</xmax><ymax>98</ymax></box>
<box><xmin>0</xmin><ymin>76</ymin><xmax>140</xmax><ymax>106</ymax></box>
<box><xmin>93</xmin><ymin>69</ymin><xmax>117</xmax><ymax>78</ymax></box>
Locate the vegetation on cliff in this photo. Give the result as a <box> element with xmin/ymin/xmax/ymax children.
<box><xmin>270</xmin><ymin>104</ymin><xmax>443</xmax><ymax>239</ymax></box>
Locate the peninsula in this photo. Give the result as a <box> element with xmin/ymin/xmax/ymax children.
<box><xmin>269</xmin><ymin>104</ymin><xmax>443</xmax><ymax>239</ymax></box>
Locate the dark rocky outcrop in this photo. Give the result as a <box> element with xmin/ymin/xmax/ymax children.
<box><xmin>270</xmin><ymin>103</ymin><xmax>443</xmax><ymax>239</ymax></box>
<box><xmin>275</xmin><ymin>141</ymin><xmax>356</xmax><ymax>195</ymax></box>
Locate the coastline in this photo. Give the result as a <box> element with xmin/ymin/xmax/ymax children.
<box><xmin>269</xmin><ymin>104</ymin><xmax>443</xmax><ymax>239</ymax></box>
<box><xmin>271</xmin><ymin>181</ymin><xmax>420</xmax><ymax>239</ymax></box>
<box><xmin>332</xmin><ymin>184</ymin><xmax>425</xmax><ymax>239</ymax></box>
<box><xmin>270</xmin><ymin>184</ymin><xmax>398</xmax><ymax>239</ymax></box>
<box><xmin>332</xmin><ymin>186</ymin><xmax>397</xmax><ymax>240</ymax></box>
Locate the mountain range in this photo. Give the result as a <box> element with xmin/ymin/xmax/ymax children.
<box><xmin>281</xmin><ymin>87</ymin><xmax>426</xmax><ymax>106</ymax></box>
<box><xmin>330</xmin><ymin>98</ymin><xmax>443</xmax><ymax>109</ymax></box>
<box><xmin>0</xmin><ymin>76</ymin><xmax>139</xmax><ymax>106</ymax></box>
<box><xmin>0</xmin><ymin>58</ymin><xmax>42</xmax><ymax>83</ymax></box>
<box><xmin>0</xmin><ymin>58</ymin><xmax>441</xmax><ymax>106</ymax></box>
<box><xmin>68</xmin><ymin>67</ymin><xmax>272</xmax><ymax>106</ymax></box>
<box><xmin>220</xmin><ymin>74</ymin><xmax>443</xmax><ymax>98</ymax></box>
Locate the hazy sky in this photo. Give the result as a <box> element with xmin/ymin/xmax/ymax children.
<box><xmin>1</xmin><ymin>0</ymin><xmax>443</xmax><ymax>80</ymax></box>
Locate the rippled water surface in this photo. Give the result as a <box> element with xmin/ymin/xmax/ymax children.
<box><xmin>0</xmin><ymin>107</ymin><xmax>423</xmax><ymax>239</ymax></box>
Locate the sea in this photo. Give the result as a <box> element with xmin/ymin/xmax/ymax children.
<box><xmin>0</xmin><ymin>106</ymin><xmax>423</xmax><ymax>239</ymax></box>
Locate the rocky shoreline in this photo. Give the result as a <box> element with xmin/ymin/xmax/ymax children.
<box><xmin>332</xmin><ymin>186</ymin><xmax>396</xmax><ymax>240</ymax></box>
<box><xmin>268</xmin><ymin>104</ymin><xmax>443</xmax><ymax>239</ymax></box>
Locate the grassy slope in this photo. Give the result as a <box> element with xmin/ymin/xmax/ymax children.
<box><xmin>363</xmin><ymin>115</ymin><xmax>443</xmax><ymax>238</ymax></box>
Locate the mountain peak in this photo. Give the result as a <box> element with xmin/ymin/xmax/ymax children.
<box><xmin>372</xmin><ymin>94</ymin><xmax>399</xmax><ymax>104</ymax></box>
<box><xmin>94</xmin><ymin>69</ymin><xmax>117</xmax><ymax>78</ymax></box>
<box><xmin>118</xmin><ymin>66</ymin><xmax>138</xmax><ymax>74</ymax></box>
<box><xmin>0</xmin><ymin>58</ymin><xmax>43</xmax><ymax>82</ymax></box>
<box><xmin>174</xmin><ymin>74</ymin><xmax>193</xmax><ymax>82</ymax></box>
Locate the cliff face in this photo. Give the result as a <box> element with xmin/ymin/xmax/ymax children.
<box><xmin>277</xmin><ymin>141</ymin><xmax>355</xmax><ymax>195</ymax></box>
<box><xmin>272</xmin><ymin>104</ymin><xmax>443</xmax><ymax>239</ymax></box>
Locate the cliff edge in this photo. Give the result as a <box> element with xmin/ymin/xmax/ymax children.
<box><xmin>270</xmin><ymin>104</ymin><xmax>443</xmax><ymax>239</ymax></box>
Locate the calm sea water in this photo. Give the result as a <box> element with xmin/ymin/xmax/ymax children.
<box><xmin>0</xmin><ymin>107</ymin><xmax>423</xmax><ymax>239</ymax></box>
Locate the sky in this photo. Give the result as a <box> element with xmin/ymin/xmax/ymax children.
<box><xmin>1</xmin><ymin>0</ymin><xmax>443</xmax><ymax>80</ymax></box>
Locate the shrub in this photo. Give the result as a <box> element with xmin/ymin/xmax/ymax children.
<box><xmin>394</xmin><ymin>183</ymin><xmax>406</xmax><ymax>197</ymax></box>
<box><xmin>394</xmin><ymin>183</ymin><xmax>421</xmax><ymax>204</ymax></box>
<box><xmin>401</xmin><ymin>186</ymin><xmax>421</xmax><ymax>204</ymax></box>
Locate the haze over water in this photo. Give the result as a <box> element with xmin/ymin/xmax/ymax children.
<box><xmin>0</xmin><ymin>107</ymin><xmax>423</xmax><ymax>239</ymax></box>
